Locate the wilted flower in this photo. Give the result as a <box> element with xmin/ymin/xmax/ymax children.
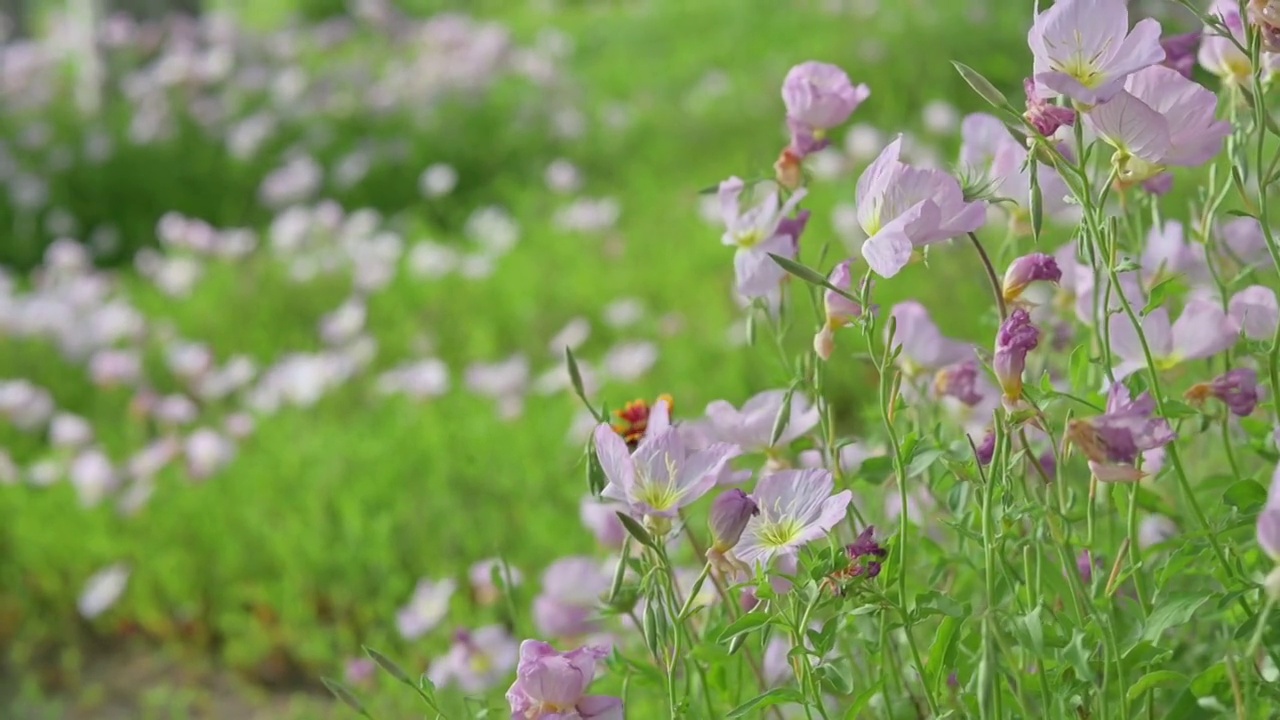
<box><xmin>1028</xmin><ymin>0</ymin><xmax>1164</xmax><ymax>105</ymax></box>
<box><xmin>717</xmin><ymin>177</ymin><xmax>808</xmax><ymax>299</ymax></box>
<box><xmin>993</xmin><ymin>309</ymin><xmax>1040</xmax><ymax>403</ymax></box>
<box><xmin>856</xmin><ymin>137</ymin><xmax>987</xmax><ymax>278</ymax></box>
<box><xmin>782</xmin><ymin>61</ymin><xmax>869</xmax><ymax>156</ymax></box>
<box><xmin>594</xmin><ymin>399</ymin><xmax>739</xmax><ymax>526</ymax></box>
<box><xmin>1086</xmin><ymin>66</ymin><xmax>1231</xmax><ymax>183</ymax></box>
<box><xmin>1066</xmin><ymin>383</ymin><xmax>1175</xmax><ymax>483</ymax></box>
<box><xmin>78</xmin><ymin>563</ymin><xmax>130</xmax><ymax>619</ymax></box>
<box><xmin>1230</xmin><ymin>285</ymin><xmax>1279</xmax><ymax>340</ymax></box>
<box><xmin>1186</xmin><ymin>368</ymin><xmax>1259</xmax><ymax>417</ymax></box>
<box><xmin>1023</xmin><ymin>78</ymin><xmax>1077</xmax><ymax>137</ymax></box>
<box><xmin>428</xmin><ymin>626</ymin><xmax>519</xmax><ymax>694</ymax></box>
<box><xmin>506</xmin><ymin>641</ymin><xmax>622</xmax><ymax>720</ymax></box>
<box><xmin>396</xmin><ymin>577</ymin><xmax>457</xmax><ymax>640</ymax></box>
<box><xmin>1108</xmin><ymin>300</ymin><xmax>1240</xmax><ymax>381</ymax></box>
<box><xmin>813</xmin><ymin>260</ymin><xmax>863</xmax><ymax>360</ymax></box>
<box><xmin>1002</xmin><ymin>253</ymin><xmax>1062</xmax><ymax>307</ymax></box>
<box><xmin>735</xmin><ymin>468</ymin><xmax>853</xmax><ymax>567</ymax></box>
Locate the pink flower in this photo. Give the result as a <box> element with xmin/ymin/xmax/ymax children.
<box><xmin>1028</xmin><ymin>0</ymin><xmax>1165</xmax><ymax>105</ymax></box>
<box><xmin>782</xmin><ymin>62</ymin><xmax>869</xmax><ymax>155</ymax></box>
<box><xmin>717</xmin><ymin>177</ymin><xmax>809</xmax><ymax>299</ymax></box>
<box><xmin>735</xmin><ymin>468</ymin><xmax>853</xmax><ymax>567</ymax></box>
<box><xmin>1141</xmin><ymin>220</ymin><xmax>1210</xmax><ymax>285</ymax></box>
<box><xmin>960</xmin><ymin>113</ymin><xmax>1072</xmax><ymax>221</ymax></box>
<box><xmin>594</xmin><ymin>400</ymin><xmax>740</xmax><ymax>520</ymax></box>
<box><xmin>1023</xmin><ymin>79</ymin><xmax>1077</xmax><ymax>137</ymax></box>
<box><xmin>506</xmin><ymin>641</ymin><xmax>622</xmax><ymax>720</ymax></box>
<box><xmin>395</xmin><ymin>577</ymin><xmax>456</xmax><ymax>640</ymax></box>
<box><xmin>1230</xmin><ymin>286</ymin><xmax>1279</xmax><ymax>340</ymax></box>
<box><xmin>856</xmin><ymin>137</ymin><xmax>987</xmax><ymax>278</ymax></box>
<box><xmin>78</xmin><ymin>563</ymin><xmax>130</xmax><ymax>619</ymax></box>
<box><xmin>701</xmin><ymin>390</ymin><xmax>820</xmax><ymax>454</ymax></box>
<box><xmin>428</xmin><ymin>626</ymin><xmax>519</xmax><ymax>694</ymax></box>
<box><xmin>888</xmin><ymin>301</ymin><xmax>974</xmax><ymax>373</ymax></box>
<box><xmin>1085</xmin><ymin>66</ymin><xmax>1231</xmax><ymax>182</ymax></box>
<box><xmin>1108</xmin><ymin>300</ymin><xmax>1240</xmax><ymax>381</ymax></box>
<box><xmin>813</xmin><ymin>260</ymin><xmax>863</xmax><ymax>360</ymax></box>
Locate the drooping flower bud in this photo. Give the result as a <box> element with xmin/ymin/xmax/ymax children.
<box><xmin>813</xmin><ymin>260</ymin><xmax>862</xmax><ymax>361</ymax></box>
<box><xmin>1002</xmin><ymin>253</ymin><xmax>1062</xmax><ymax>308</ymax></box>
<box><xmin>1022</xmin><ymin>78</ymin><xmax>1076</xmax><ymax>138</ymax></box>
<box><xmin>708</xmin><ymin>489</ymin><xmax>759</xmax><ymax>553</ymax></box>
<box><xmin>1141</xmin><ymin>172</ymin><xmax>1174</xmax><ymax>196</ymax></box>
<box><xmin>993</xmin><ymin>309</ymin><xmax>1040</xmax><ymax>403</ymax></box>
<box><xmin>774</xmin><ymin>148</ymin><xmax>804</xmax><ymax>191</ymax></box>
<box><xmin>1186</xmin><ymin>368</ymin><xmax>1260</xmax><ymax>417</ymax></box>
<box><xmin>934</xmin><ymin>360</ymin><xmax>983</xmax><ymax>406</ymax></box>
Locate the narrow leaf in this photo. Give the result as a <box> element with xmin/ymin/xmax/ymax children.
<box><xmin>321</xmin><ymin>677</ymin><xmax>373</xmax><ymax>719</ymax></box>
<box><xmin>952</xmin><ymin>61</ymin><xmax>1010</xmax><ymax>109</ymax></box>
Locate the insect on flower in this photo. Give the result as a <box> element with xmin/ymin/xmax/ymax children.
<box><xmin>610</xmin><ymin>393</ymin><xmax>675</xmax><ymax>449</ymax></box>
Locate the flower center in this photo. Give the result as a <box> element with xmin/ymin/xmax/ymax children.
<box><xmin>734</xmin><ymin>228</ymin><xmax>767</xmax><ymax>248</ymax></box>
<box><xmin>758</xmin><ymin>518</ymin><xmax>804</xmax><ymax>549</ymax></box>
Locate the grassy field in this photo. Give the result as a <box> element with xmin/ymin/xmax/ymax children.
<box><xmin>0</xmin><ymin>0</ymin><xmax>1232</xmax><ymax>717</ymax></box>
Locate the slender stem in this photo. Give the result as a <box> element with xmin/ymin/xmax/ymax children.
<box><xmin>967</xmin><ymin>232</ymin><xmax>1007</xmax><ymax>320</ymax></box>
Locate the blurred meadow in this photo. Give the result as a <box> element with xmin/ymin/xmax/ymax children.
<box><xmin>0</xmin><ymin>0</ymin><xmax>1213</xmax><ymax>717</ymax></box>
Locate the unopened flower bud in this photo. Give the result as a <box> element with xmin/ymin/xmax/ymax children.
<box><xmin>708</xmin><ymin>489</ymin><xmax>759</xmax><ymax>553</ymax></box>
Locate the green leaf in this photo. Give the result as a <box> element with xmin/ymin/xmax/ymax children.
<box><xmin>564</xmin><ymin>347</ymin><xmax>600</xmax><ymax>420</ymax></box>
<box><xmin>770</xmin><ymin>385</ymin><xmax>796</xmax><ymax>448</ymax></box>
<box><xmin>321</xmin><ymin>677</ymin><xmax>373</xmax><ymax>719</ymax></box>
<box><xmin>915</xmin><ymin>590</ymin><xmax>965</xmax><ymax>618</ymax></box>
<box><xmin>816</xmin><ymin>662</ymin><xmax>855</xmax><ymax>695</ymax></box>
<box><xmin>1143</xmin><ymin>275</ymin><xmax>1186</xmax><ymax>316</ymax></box>
<box><xmin>727</xmin><ymin>688</ymin><xmax>806</xmax><ymax>717</ymax></box>
<box><xmin>1016</xmin><ymin>605</ymin><xmax>1045</xmax><ymax>657</ymax></box>
<box><xmin>1068</xmin><ymin>345</ymin><xmax>1092</xmax><ymax>394</ymax></box>
<box><xmin>858</xmin><ymin>455</ymin><xmax>896</xmax><ymax>485</ymax></box>
<box><xmin>1126</xmin><ymin>670</ymin><xmax>1188</xmax><ymax>701</ymax></box>
<box><xmin>1142</xmin><ymin>595</ymin><xmax>1211</xmax><ymax>643</ymax></box>
<box><xmin>1159</xmin><ymin>400</ymin><xmax>1200</xmax><ymax>420</ymax></box>
<box><xmin>615</xmin><ymin>512</ymin><xmax>657</xmax><ymax>550</ymax></box>
<box><xmin>1062</xmin><ymin>630</ymin><xmax>1095</xmax><ymax>682</ymax></box>
<box><xmin>952</xmin><ymin>61</ymin><xmax>1011</xmax><ymax>109</ymax></box>
<box><xmin>843</xmin><ymin>681</ymin><xmax>884</xmax><ymax>718</ymax></box>
<box><xmin>716</xmin><ymin>611</ymin><xmax>773</xmax><ymax>644</ymax></box>
<box><xmin>767</xmin><ymin>253</ymin><xmax>857</xmax><ymax>302</ymax></box>
<box><xmin>905</xmin><ymin>448</ymin><xmax>946</xmax><ymax>479</ymax></box>
<box><xmin>364</xmin><ymin>646</ymin><xmax>414</xmax><ymax>686</ymax></box>
<box><xmin>1224</xmin><ymin>479</ymin><xmax>1267</xmax><ymax>511</ymax></box>
<box><xmin>928</xmin><ymin>616</ymin><xmax>963</xmax><ymax>692</ymax></box>
<box><xmin>586</xmin><ymin>445</ymin><xmax>606</xmax><ymax>496</ymax></box>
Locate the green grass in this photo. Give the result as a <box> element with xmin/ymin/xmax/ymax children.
<box><xmin>1</xmin><ymin>0</ymin><xmax>1234</xmax><ymax>717</ymax></box>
